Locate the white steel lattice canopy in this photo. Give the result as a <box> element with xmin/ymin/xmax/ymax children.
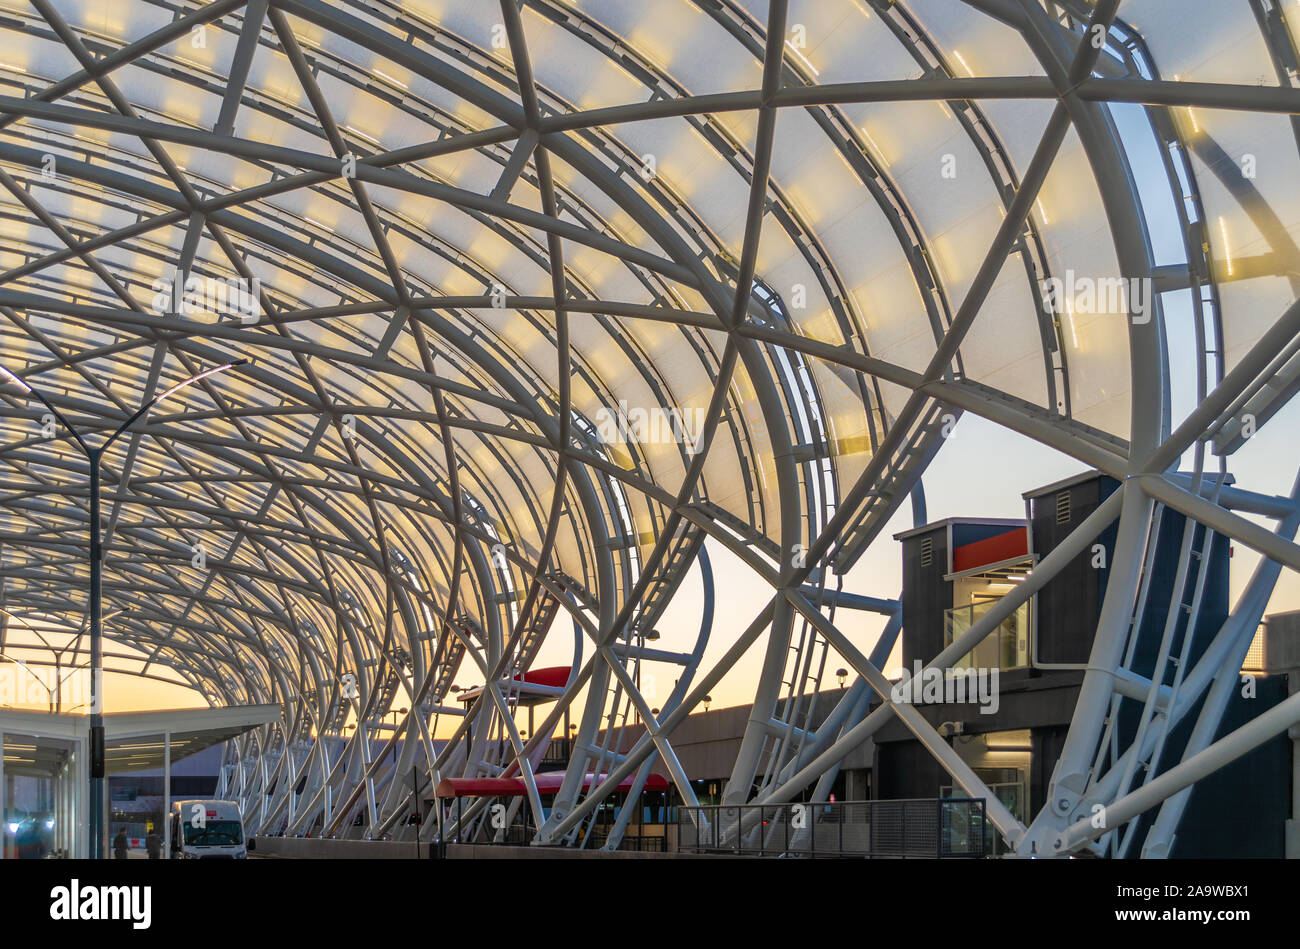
<box><xmin>0</xmin><ymin>0</ymin><xmax>1298</xmax><ymax>855</ymax></box>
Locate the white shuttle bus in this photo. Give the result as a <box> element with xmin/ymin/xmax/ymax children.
<box><xmin>169</xmin><ymin>800</ymin><xmax>251</xmax><ymax>860</ymax></box>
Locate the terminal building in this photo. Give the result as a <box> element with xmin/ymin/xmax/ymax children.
<box><xmin>572</xmin><ymin>472</ymin><xmax>1299</xmax><ymax>857</ymax></box>
<box><xmin>882</xmin><ymin>472</ymin><xmax>1293</xmax><ymax>858</ymax></box>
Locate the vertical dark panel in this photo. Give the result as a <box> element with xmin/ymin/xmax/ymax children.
<box><xmin>1117</xmin><ymin>509</ymin><xmax>1231</xmax><ymax>764</ymax></box>
<box><xmin>873</xmin><ymin>740</ymin><xmax>943</xmax><ymax>800</ymax></box>
<box><xmin>1028</xmin><ymin>475</ymin><xmax>1120</xmax><ymax>664</ymax></box>
<box><xmin>901</xmin><ymin>525</ymin><xmax>952</xmax><ymax>667</ymax></box>
<box><xmin>1166</xmin><ymin>674</ymin><xmax>1291</xmax><ymax>858</ymax></box>
<box><xmin>1030</xmin><ymin>725</ymin><xmax>1069</xmax><ymax>817</ymax></box>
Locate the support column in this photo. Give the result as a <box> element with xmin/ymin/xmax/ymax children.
<box><xmin>88</xmin><ymin>452</ymin><xmax>105</xmax><ymax>860</ymax></box>
<box><xmin>0</xmin><ymin>731</ymin><xmax>6</xmax><ymax>860</ymax></box>
<box><xmin>1287</xmin><ymin>642</ymin><xmax>1300</xmax><ymax>858</ymax></box>
<box><xmin>60</xmin><ymin>756</ymin><xmax>69</xmax><ymax>857</ymax></box>
<box><xmin>55</xmin><ymin>759</ymin><xmax>63</xmax><ymax>857</ymax></box>
<box><xmin>725</xmin><ymin>594</ymin><xmax>796</xmax><ymax>805</ymax></box>
<box><xmin>1287</xmin><ymin>716</ymin><xmax>1299</xmax><ymax>858</ymax></box>
<box><xmin>163</xmin><ymin>730</ymin><xmax>171</xmax><ymax>859</ymax></box>
<box><xmin>76</xmin><ymin>725</ymin><xmax>89</xmax><ymax>858</ymax></box>
<box><xmin>1025</xmin><ymin>481</ymin><xmax>1154</xmax><ymax>847</ymax></box>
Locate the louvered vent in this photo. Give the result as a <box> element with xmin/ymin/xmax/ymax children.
<box><xmin>920</xmin><ymin>536</ymin><xmax>933</xmax><ymax>567</ymax></box>
<box><xmin>1056</xmin><ymin>490</ymin><xmax>1071</xmax><ymax>524</ymax></box>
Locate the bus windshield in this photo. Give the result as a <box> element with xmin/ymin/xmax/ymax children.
<box><xmin>182</xmin><ymin>820</ymin><xmax>243</xmax><ymax>846</ymax></box>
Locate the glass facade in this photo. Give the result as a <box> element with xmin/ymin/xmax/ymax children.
<box><xmin>944</xmin><ymin>597</ymin><xmax>1032</xmax><ymax>671</ymax></box>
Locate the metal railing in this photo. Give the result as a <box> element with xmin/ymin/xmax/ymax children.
<box><xmin>441</xmin><ymin>821</ymin><xmax>668</xmax><ymax>852</ymax></box>
<box><xmin>539</xmin><ymin>738</ymin><xmax>573</xmax><ymax>771</ymax></box>
<box><xmin>674</xmin><ymin>798</ymin><xmax>987</xmax><ymax>858</ymax></box>
<box><xmin>585</xmin><ymin>830</ymin><xmax>667</xmax><ymax>852</ymax></box>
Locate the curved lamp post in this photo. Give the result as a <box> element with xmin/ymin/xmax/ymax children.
<box><xmin>0</xmin><ymin>358</ymin><xmax>245</xmax><ymax>858</ymax></box>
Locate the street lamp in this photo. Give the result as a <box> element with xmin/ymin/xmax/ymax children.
<box><xmin>389</xmin><ymin>707</ymin><xmax>408</xmax><ymax>764</ymax></box>
<box><xmin>632</xmin><ymin>629</ymin><xmax>661</xmax><ymax>726</ymax></box>
<box><xmin>0</xmin><ymin>357</ymin><xmax>245</xmax><ymax>859</ymax></box>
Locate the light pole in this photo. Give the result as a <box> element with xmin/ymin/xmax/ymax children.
<box><xmin>0</xmin><ymin>358</ymin><xmax>245</xmax><ymax>858</ymax></box>
<box><xmin>634</xmin><ymin>629</ymin><xmax>660</xmax><ymax>725</ymax></box>
<box><xmin>389</xmin><ymin>707</ymin><xmax>407</xmax><ymax>764</ymax></box>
